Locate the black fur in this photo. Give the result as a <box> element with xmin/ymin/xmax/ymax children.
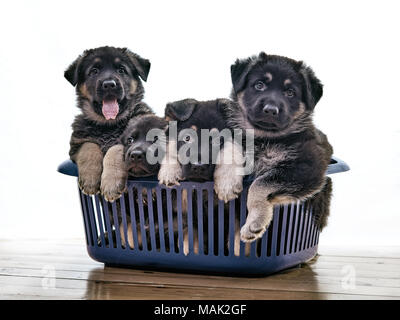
<box><xmin>65</xmin><ymin>46</ymin><xmax>153</xmax><ymax>160</ymax></box>
<box><xmin>228</xmin><ymin>52</ymin><xmax>333</xmax><ymax>235</ymax></box>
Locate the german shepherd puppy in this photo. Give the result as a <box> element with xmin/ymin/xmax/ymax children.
<box><xmin>64</xmin><ymin>46</ymin><xmax>153</xmax><ymax>202</ymax></box>
<box><xmin>116</xmin><ymin>114</ymin><xmax>168</xmax><ymax>249</ymax></box>
<box><xmin>214</xmin><ymin>52</ymin><xmax>333</xmax><ymax>242</ymax></box>
<box><xmin>159</xmin><ymin>98</ymin><xmax>237</xmax><ymax>255</ymax></box>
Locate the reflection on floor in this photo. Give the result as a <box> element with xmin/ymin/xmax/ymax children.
<box><xmin>0</xmin><ymin>239</ymin><xmax>399</xmax><ymax>300</ymax></box>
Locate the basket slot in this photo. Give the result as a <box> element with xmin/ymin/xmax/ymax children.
<box><xmin>295</xmin><ymin>202</ymin><xmax>306</xmax><ymax>252</ymax></box>
<box><xmin>118</xmin><ymin>193</ymin><xmax>129</xmax><ymax>250</ymax></box>
<box><xmin>94</xmin><ymin>195</ymin><xmax>106</xmax><ymax>248</ymax></box>
<box><xmin>290</xmin><ymin>202</ymin><xmax>301</xmax><ymax>253</ymax></box>
<box><xmin>155</xmin><ymin>187</ymin><xmax>166</xmax><ymax>253</ymax></box>
<box><xmin>79</xmin><ymin>189</ymin><xmax>92</xmax><ymax>246</ymax></box>
<box><xmin>101</xmin><ymin>197</ymin><xmax>114</xmax><ymax>248</ymax></box>
<box><xmin>127</xmin><ymin>186</ymin><xmax>140</xmax><ymax>250</ymax></box>
<box><xmin>175</xmin><ymin>188</ymin><xmax>184</xmax><ymax>254</ymax></box>
<box><xmin>285</xmin><ymin>203</ymin><xmax>294</xmax><ymax>254</ymax></box>
<box><xmin>228</xmin><ymin>200</ymin><xmax>236</xmax><ymax>256</ymax></box>
<box><xmin>279</xmin><ymin>204</ymin><xmax>289</xmax><ymax>256</ymax></box>
<box><xmin>85</xmin><ymin>195</ymin><xmax>99</xmax><ymax>247</ymax></box>
<box><xmin>239</xmin><ymin>190</ymin><xmax>248</xmax><ymax>257</ymax></box>
<box><xmin>146</xmin><ymin>188</ymin><xmax>158</xmax><ymax>252</ymax></box>
<box><xmin>137</xmin><ymin>186</ymin><xmax>149</xmax><ymax>251</ymax></box>
<box><xmin>217</xmin><ymin>200</ymin><xmax>225</xmax><ymax>256</ymax></box>
<box><xmin>306</xmin><ymin>205</ymin><xmax>315</xmax><ymax>248</ymax></box>
<box><xmin>110</xmin><ymin>201</ymin><xmax>122</xmax><ymax>249</ymax></box>
<box><xmin>165</xmin><ymin>187</ymin><xmax>176</xmax><ymax>253</ymax></box>
<box><xmin>207</xmin><ymin>188</ymin><xmax>215</xmax><ymax>256</ymax></box>
<box><xmin>271</xmin><ymin>206</ymin><xmax>280</xmax><ymax>256</ymax></box>
<box><xmin>195</xmin><ymin>188</ymin><xmax>203</xmax><ymax>255</ymax></box>
<box><xmin>299</xmin><ymin>202</ymin><xmax>308</xmax><ymax>251</ymax></box>
<box><xmin>303</xmin><ymin>202</ymin><xmax>313</xmax><ymax>250</ymax></box>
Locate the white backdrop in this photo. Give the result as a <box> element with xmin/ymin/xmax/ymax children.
<box><xmin>0</xmin><ymin>0</ymin><xmax>399</xmax><ymax>246</ymax></box>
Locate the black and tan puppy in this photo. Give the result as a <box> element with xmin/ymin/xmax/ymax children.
<box><xmin>215</xmin><ymin>52</ymin><xmax>333</xmax><ymax>242</ymax></box>
<box><xmin>64</xmin><ymin>46</ymin><xmax>153</xmax><ymax>202</ymax></box>
<box><xmin>115</xmin><ymin>114</ymin><xmax>168</xmax><ymax>249</ymax></box>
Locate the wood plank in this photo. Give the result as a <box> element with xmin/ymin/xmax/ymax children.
<box><xmin>0</xmin><ymin>275</ymin><xmax>397</xmax><ymax>300</ymax></box>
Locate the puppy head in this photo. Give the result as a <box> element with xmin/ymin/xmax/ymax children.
<box><xmin>165</xmin><ymin>99</ymin><xmax>228</xmax><ymax>181</ymax></box>
<box><xmin>120</xmin><ymin>115</ymin><xmax>167</xmax><ymax>177</ymax></box>
<box><xmin>231</xmin><ymin>52</ymin><xmax>323</xmax><ymax>137</ymax></box>
<box><xmin>64</xmin><ymin>46</ymin><xmax>150</xmax><ymax>123</ymax></box>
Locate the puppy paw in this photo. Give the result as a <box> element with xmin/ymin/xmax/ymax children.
<box><xmin>158</xmin><ymin>164</ymin><xmax>182</xmax><ymax>187</ymax></box>
<box><xmin>240</xmin><ymin>220</ymin><xmax>267</xmax><ymax>242</ymax></box>
<box><xmin>214</xmin><ymin>173</ymin><xmax>243</xmax><ymax>202</ymax></box>
<box><xmin>100</xmin><ymin>172</ymin><xmax>127</xmax><ymax>202</ymax></box>
<box><xmin>78</xmin><ymin>170</ymin><xmax>101</xmax><ymax>195</ymax></box>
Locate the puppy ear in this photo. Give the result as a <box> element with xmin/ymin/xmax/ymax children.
<box><xmin>121</xmin><ymin>48</ymin><xmax>151</xmax><ymax>81</ymax></box>
<box><xmin>299</xmin><ymin>62</ymin><xmax>323</xmax><ymax>110</ymax></box>
<box><xmin>231</xmin><ymin>57</ymin><xmax>253</xmax><ymax>93</ymax></box>
<box><xmin>165</xmin><ymin>99</ymin><xmax>197</xmax><ymax>121</ymax></box>
<box><xmin>64</xmin><ymin>55</ymin><xmax>82</xmax><ymax>86</ymax></box>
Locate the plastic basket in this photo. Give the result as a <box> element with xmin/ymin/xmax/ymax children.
<box><xmin>57</xmin><ymin>156</ymin><xmax>349</xmax><ymax>276</ymax></box>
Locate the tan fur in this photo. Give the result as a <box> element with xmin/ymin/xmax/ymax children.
<box><xmin>265</xmin><ymin>72</ymin><xmax>272</xmax><ymax>82</ymax></box>
<box><xmin>76</xmin><ymin>142</ymin><xmax>103</xmax><ymax>195</ymax></box>
<box><xmin>214</xmin><ymin>140</ymin><xmax>245</xmax><ymax>202</ymax></box>
<box><xmin>100</xmin><ymin>144</ymin><xmax>128</xmax><ymax>202</ymax></box>
<box><xmin>240</xmin><ymin>183</ymin><xmax>275</xmax><ymax>242</ymax></box>
<box><xmin>129</xmin><ymin>79</ymin><xmax>138</xmax><ymax>96</ymax></box>
<box><xmin>79</xmin><ymin>84</ymin><xmax>92</xmax><ymax>101</ymax></box>
<box><xmin>120</xmin><ymin>222</ymin><xmax>143</xmax><ymax>249</ymax></box>
<box><xmin>284</xmin><ymin>79</ymin><xmax>292</xmax><ymax>86</ymax></box>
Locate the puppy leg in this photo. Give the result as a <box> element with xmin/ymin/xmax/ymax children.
<box><xmin>76</xmin><ymin>142</ymin><xmax>103</xmax><ymax>195</ymax></box>
<box><xmin>101</xmin><ymin>144</ymin><xmax>128</xmax><ymax>202</ymax></box>
<box><xmin>158</xmin><ymin>140</ymin><xmax>182</xmax><ymax>186</ymax></box>
<box><xmin>214</xmin><ymin>141</ymin><xmax>244</xmax><ymax>202</ymax></box>
<box><xmin>240</xmin><ymin>182</ymin><xmax>276</xmax><ymax>242</ymax></box>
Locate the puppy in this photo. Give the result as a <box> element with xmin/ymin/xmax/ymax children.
<box><xmin>159</xmin><ymin>98</ymin><xmax>240</xmax><ymax>255</ymax></box>
<box><xmin>117</xmin><ymin>115</ymin><xmax>168</xmax><ymax>249</ymax></box>
<box><xmin>215</xmin><ymin>52</ymin><xmax>333</xmax><ymax>242</ymax></box>
<box><xmin>64</xmin><ymin>46</ymin><xmax>153</xmax><ymax>202</ymax></box>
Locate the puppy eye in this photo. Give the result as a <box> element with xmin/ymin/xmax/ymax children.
<box><xmin>127</xmin><ymin>137</ymin><xmax>134</xmax><ymax>144</ymax></box>
<box><xmin>254</xmin><ymin>81</ymin><xmax>266</xmax><ymax>91</ymax></box>
<box><xmin>285</xmin><ymin>88</ymin><xmax>295</xmax><ymax>97</ymax></box>
<box><xmin>89</xmin><ymin>68</ymin><xmax>99</xmax><ymax>76</ymax></box>
<box><xmin>118</xmin><ymin>67</ymin><xmax>126</xmax><ymax>74</ymax></box>
<box><xmin>184</xmin><ymin>135</ymin><xmax>191</xmax><ymax>142</ymax></box>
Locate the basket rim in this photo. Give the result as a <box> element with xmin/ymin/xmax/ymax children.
<box><xmin>57</xmin><ymin>156</ymin><xmax>349</xmax><ymax>182</ymax></box>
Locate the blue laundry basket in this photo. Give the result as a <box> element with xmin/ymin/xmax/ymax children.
<box><xmin>57</xmin><ymin>156</ymin><xmax>349</xmax><ymax>276</ymax></box>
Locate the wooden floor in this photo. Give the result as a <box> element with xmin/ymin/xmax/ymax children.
<box><xmin>0</xmin><ymin>239</ymin><xmax>399</xmax><ymax>300</ymax></box>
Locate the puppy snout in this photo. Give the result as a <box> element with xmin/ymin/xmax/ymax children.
<box><xmin>102</xmin><ymin>79</ymin><xmax>117</xmax><ymax>90</ymax></box>
<box><xmin>129</xmin><ymin>150</ymin><xmax>145</xmax><ymax>162</ymax></box>
<box><xmin>263</xmin><ymin>104</ymin><xmax>280</xmax><ymax>117</ymax></box>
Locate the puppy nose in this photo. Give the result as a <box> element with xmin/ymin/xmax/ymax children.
<box><xmin>102</xmin><ymin>79</ymin><xmax>117</xmax><ymax>90</ymax></box>
<box><xmin>129</xmin><ymin>150</ymin><xmax>145</xmax><ymax>162</ymax></box>
<box><xmin>263</xmin><ymin>104</ymin><xmax>279</xmax><ymax>116</ymax></box>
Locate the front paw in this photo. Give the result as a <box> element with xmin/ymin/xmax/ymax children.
<box><xmin>100</xmin><ymin>173</ymin><xmax>127</xmax><ymax>202</ymax></box>
<box><xmin>78</xmin><ymin>171</ymin><xmax>101</xmax><ymax>195</ymax></box>
<box><xmin>158</xmin><ymin>164</ymin><xmax>182</xmax><ymax>187</ymax></box>
<box><xmin>214</xmin><ymin>173</ymin><xmax>243</xmax><ymax>202</ymax></box>
<box><xmin>240</xmin><ymin>219</ymin><xmax>267</xmax><ymax>243</ymax></box>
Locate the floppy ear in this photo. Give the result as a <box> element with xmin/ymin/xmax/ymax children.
<box><xmin>231</xmin><ymin>57</ymin><xmax>254</xmax><ymax>93</ymax></box>
<box><xmin>299</xmin><ymin>62</ymin><xmax>323</xmax><ymax>110</ymax></box>
<box><xmin>64</xmin><ymin>55</ymin><xmax>83</xmax><ymax>86</ymax></box>
<box><xmin>165</xmin><ymin>99</ymin><xmax>197</xmax><ymax>121</ymax></box>
<box><xmin>121</xmin><ymin>48</ymin><xmax>151</xmax><ymax>81</ymax></box>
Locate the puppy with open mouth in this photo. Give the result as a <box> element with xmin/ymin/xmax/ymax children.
<box><xmin>64</xmin><ymin>46</ymin><xmax>153</xmax><ymax>202</ymax></box>
<box><xmin>214</xmin><ymin>52</ymin><xmax>333</xmax><ymax>243</ymax></box>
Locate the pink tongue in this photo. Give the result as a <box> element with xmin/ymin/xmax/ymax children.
<box><xmin>102</xmin><ymin>99</ymin><xmax>119</xmax><ymax>120</ymax></box>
